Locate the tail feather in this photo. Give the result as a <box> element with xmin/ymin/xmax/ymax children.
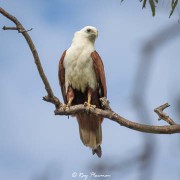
<box><xmin>77</xmin><ymin>113</ymin><xmax>103</xmax><ymax>157</ymax></box>
<box><xmin>92</xmin><ymin>145</ymin><xmax>102</xmax><ymax>158</ymax></box>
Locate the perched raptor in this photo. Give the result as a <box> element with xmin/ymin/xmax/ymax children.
<box><xmin>58</xmin><ymin>26</ymin><xmax>107</xmax><ymax>157</ymax></box>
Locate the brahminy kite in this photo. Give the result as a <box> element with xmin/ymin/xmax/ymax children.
<box><xmin>58</xmin><ymin>26</ymin><xmax>107</xmax><ymax>157</ymax></box>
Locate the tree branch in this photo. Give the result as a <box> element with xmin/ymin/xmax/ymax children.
<box><xmin>154</xmin><ymin>103</ymin><xmax>176</xmax><ymax>125</ymax></box>
<box><xmin>2</xmin><ymin>25</ymin><xmax>33</xmax><ymax>33</ymax></box>
<box><xmin>2</xmin><ymin>26</ymin><xmax>18</xmax><ymax>31</ymax></box>
<box><xmin>0</xmin><ymin>7</ymin><xmax>61</xmax><ymax>109</ymax></box>
<box><xmin>54</xmin><ymin>100</ymin><xmax>180</xmax><ymax>134</ymax></box>
<box><xmin>1</xmin><ymin>7</ymin><xmax>180</xmax><ymax>134</ymax></box>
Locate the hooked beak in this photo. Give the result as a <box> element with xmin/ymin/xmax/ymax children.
<box><xmin>92</xmin><ymin>30</ymin><xmax>98</xmax><ymax>38</ymax></box>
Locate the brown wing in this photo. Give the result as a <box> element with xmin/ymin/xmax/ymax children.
<box><xmin>91</xmin><ymin>51</ymin><xmax>107</xmax><ymax>98</ymax></box>
<box><xmin>58</xmin><ymin>50</ymin><xmax>67</xmax><ymax>104</ymax></box>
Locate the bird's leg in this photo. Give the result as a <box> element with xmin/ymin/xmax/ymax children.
<box><xmin>84</xmin><ymin>88</ymin><xmax>96</xmax><ymax>111</ymax></box>
<box><xmin>66</xmin><ymin>86</ymin><xmax>74</xmax><ymax>108</ymax></box>
<box><xmin>62</xmin><ymin>86</ymin><xmax>74</xmax><ymax>110</ymax></box>
<box><xmin>67</xmin><ymin>97</ymin><xmax>73</xmax><ymax>107</ymax></box>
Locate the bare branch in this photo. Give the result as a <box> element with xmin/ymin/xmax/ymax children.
<box><xmin>2</xmin><ymin>25</ymin><xmax>33</xmax><ymax>33</ymax></box>
<box><xmin>2</xmin><ymin>26</ymin><xmax>18</xmax><ymax>31</ymax></box>
<box><xmin>18</xmin><ymin>28</ymin><xmax>33</xmax><ymax>33</ymax></box>
<box><xmin>54</xmin><ymin>101</ymin><xmax>180</xmax><ymax>134</ymax></box>
<box><xmin>1</xmin><ymin>7</ymin><xmax>180</xmax><ymax>134</ymax></box>
<box><xmin>43</xmin><ymin>96</ymin><xmax>62</xmax><ymax>107</ymax></box>
<box><xmin>0</xmin><ymin>7</ymin><xmax>61</xmax><ymax>109</ymax></box>
<box><xmin>154</xmin><ymin>103</ymin><xmax>176</xmax><ymax>125</ymax></box>
<box><xmin>99</xmin><ymin>97</ymin><xmax>112</xmax><ymax>111</ymax></box>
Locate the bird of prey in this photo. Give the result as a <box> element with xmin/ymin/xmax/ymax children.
<box><xmin>58</xmin><ymin>26</ymin><xmax>107</xmax><ymax>158</ymax></box>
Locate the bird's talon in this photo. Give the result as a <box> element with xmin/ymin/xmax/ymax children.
<box><xmin>84</xmin><ymin>102</ymin><xmax>96</xmax><ymax>111</ymax></box>
<box><xmin>61</xmin><ymin>104</ymin><xmax>67</xmax><ymax>111</ymax></box>
<box><xmin>67</xmin><ymin>104</ymin><xmax>71</xmax><ymax>111</ymax></box>
<box><xmin>61</xmin><ymin>100</ymin><xmax>72</xmax><ymax>111</ymax></box>
<box><xmin>84</xmin><ymin>102</ymin><xmax>90</xmax><ymax>110</ymax></box>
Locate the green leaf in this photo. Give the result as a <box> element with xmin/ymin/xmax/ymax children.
<box><xmin>149</xmin><ymin>0</ymin><xmax>156</xmax><ymax>16</ymax></box>
<box><xmin>169</xmin><ymin>0</ymin><xmax>178</xmax><ymax>18</ymax></box>
<box><xmin>142</xmin><ymin>0</ymin><xmax>147</xmax><ymax>9</ymax></box>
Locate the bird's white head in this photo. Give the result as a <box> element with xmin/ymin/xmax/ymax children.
<box><xmin>74</xmin><ymin>26</ymin><xmax>98</xmax><ymax>43</ymax></box>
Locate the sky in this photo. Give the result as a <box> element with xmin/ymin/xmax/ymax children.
<box><xmin>0</xmin><ymin>1</ymin><xmax>180</xmax><ymax>180</ymax></box>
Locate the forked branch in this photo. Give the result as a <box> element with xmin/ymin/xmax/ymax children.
<box><xmin>154</xmin><ymin>103</ymin><xmax>176</xmax><ymax>125</ymax></box>
<box><xmin>54</xmin><ymin>98</ymin><xmax>180</xmax><ymax>134</ymax></box>
<box><xmin>1</xmin><ymin>7</ymin><xmax>180</xmax><ymax>134</ymax></box>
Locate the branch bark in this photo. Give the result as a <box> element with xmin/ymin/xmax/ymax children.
<box><xmin>1</xmin><ymin>7</ymin><xmax>180</xmax><ymax>134</ymax></box>
<box><xmin>154</xmin><ymin>103</ymin><xmax>176</xmax><ymax>125</ymax></box>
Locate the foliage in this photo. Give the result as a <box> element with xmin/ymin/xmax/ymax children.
<box><xmin>121</xmin><ymin>0</ymin><xmax>179</xmax><ymax>17</ymax></box>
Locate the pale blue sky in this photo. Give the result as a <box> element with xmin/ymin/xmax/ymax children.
<box><xmin>0</xmin><ymin>1</ymin><xmax>180</xmax><ymax>180</ymax></box>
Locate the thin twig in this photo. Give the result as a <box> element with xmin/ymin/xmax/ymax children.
<box><xmin>154</xmin><ymin>103</ymin><xmax>176</xmax><ymax>125</ymax></box>
<box><xmin>2</xmin><ymin>26</ymin><xmax>18</xmax><ymax>31</ymax></box>
<box><xmin>2</xmin><ymin>26</ymin><xmax>33</xmax><ymax>33</ymax></box>
<box><xmin>18</xmin><ymin>28</ymin><xmax>33</xmax><ymax>33</ymax></box>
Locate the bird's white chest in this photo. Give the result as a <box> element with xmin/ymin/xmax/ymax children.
<box><xmin>63</xmin><ymin>47</ymin><xmax>97</xmax><ymax>93</ymax></box>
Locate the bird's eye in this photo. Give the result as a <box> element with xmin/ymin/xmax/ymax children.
<box><xmin>87</xmin><ymin>28</ymin><xmax>91</xmax><ymax>33</ymax></box>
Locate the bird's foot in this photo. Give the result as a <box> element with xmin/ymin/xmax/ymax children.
<box><xmin>84</xmin><ymin>102</ymin><xmax>96</xmax><ymax>112</ymax></box>
<box><xmin>61</xmin><ymin>103</ymin><xmax>71</xmax><ymax>111</ymax></box>
<box><xmin>61</xmin><ymin>104</ymin><xmax>67</xmax><ymax>111</ymax></box>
